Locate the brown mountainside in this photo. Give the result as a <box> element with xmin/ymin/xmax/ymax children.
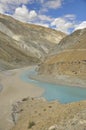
<box><xmin>38</xmin><ymin>28</ymin><xmax>86</xmax><ymax>85</ymax></box>
<box><xmin>0</xmin><ymin>13</ymin><xmax>66</xmax><ymax>70</ymax></box>
<box><xmin>49</xmin><ymin>28</ymin><xmax>86</xmax><ymax>55</ymax></box>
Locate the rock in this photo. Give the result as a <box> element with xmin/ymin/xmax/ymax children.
<box><xmin>48</xmin><ymin>124</ymin><xmax>58</xmax><ymax>130</ymax></box>
<box><xmin>79</xmin><ymin>120</ymin><xmax>86</xmax><ymax>124</ymax></box>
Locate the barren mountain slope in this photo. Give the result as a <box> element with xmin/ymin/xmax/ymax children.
<box><xmin>0</xmin><ymin>14</ymin><xmax>66</xmax><ymax>70</ymax></box>
<box><xmin>49</xmin><ymin>28</ymin><xmax>86</xmax><ymax>55</ymax></box>
<box><xmin>0</xmin><ymin>31</ymin><xmax>39</xmax><ymax>70</ymax></box>
<box><xmin>38</xmin><ymin>28</ymin><xmax>86</xmax><ymax>82</ymax></box>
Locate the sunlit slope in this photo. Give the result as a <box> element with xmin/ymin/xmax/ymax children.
<box><xmin>38</xmin><ymin>28</ymin><xmax>86</xmax><ymax>79</ymax></box>
<box><xmin>0</xmin><ymin>13</ymin><xmax>66</xmax><ymax>70</ymax></box>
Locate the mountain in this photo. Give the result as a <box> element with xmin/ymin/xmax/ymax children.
<box><xmin>37</xmin><ymin>28</ymin><xmax>86</xmax><ymax>86</ymax></box>
<box><xmin>0</xmin><ymin>13</ymin><xmax>66</xmax><ymax>70</ymax></box>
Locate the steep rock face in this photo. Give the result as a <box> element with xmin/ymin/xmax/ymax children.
<box><xmin>0</xmin><ymin>13</ymin><xmax>66</xmax><ymax>70</ymax></box>
<box><xmin>38</xmin><ymin>28</ymin><xmax>86</xmax><ymax>80</ymax></box>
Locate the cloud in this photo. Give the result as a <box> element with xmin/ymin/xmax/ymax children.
<box><xmin>0</xmin><ymin>0</ymin><xmax>85</xmax><ymax>33</ymax></box>
<box><xmin>0</xmin><ymin>0</ymin><xmax>29</xmax><ymax>14</ymax></box>
<box><xmin>0</xmin><ymin>0</ymin><xmax>63</xmax><ymax>28</ymax></box>
<box><xmin>38</xmin><ymin>14</ymin><xmax>53</xmax><ymax>22</ymax></box>
<box><xmin>13</xmin><ymin>5</ymin><xmax>37</xmax><ymax>22</ymax></box>
<box><xmin>0</xmin><ymin>0</ymin><xmax>29</xmax><ymax>4</ymax></box>
<box><xmin>29</xmin><ymin>10</ymin><xmax>37</xmax><ymax>20</ymax></box>
<box><xmin>51</xmin><ymin>15</ymin><xmax>76</xmax><ymax>33</ymax></box>
<box><xmin>51</xmin><ymin>15</ymin><xmax>86</xmax><ymax>33</ymax></box>
<box><xmin>75</xmin><ymin>21</ymin><xmax>86</xmax><ymax>30</ymax></box>
<box><xmin>13</xmin><ymin>5</ymin><xmax>52</xmax><ymax>29</ymax></box>
<box><xmin>44</xmin><ymin>0</ymin><xmax>63</xmax><ymax>9</ymax></box>
<box><xmin>64</xmin><ymin>14</ymin><xmax>76</xmax><ymax>20</ymax></box>
<box><xmin>13</xmin><ymin>5</ymin><xmax>53</xmax><ymax>28</ymax></box>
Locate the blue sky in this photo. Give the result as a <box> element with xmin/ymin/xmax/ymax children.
<box><xmin>0</xmin><ymin>0</ymin><xmax>86</xmax><ymax>33</ymax></box>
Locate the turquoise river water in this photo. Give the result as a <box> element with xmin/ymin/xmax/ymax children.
<box><xmin>21</xmin><ymin>68</ymin><xmax>86</xmax><ymax>104</ymax></box>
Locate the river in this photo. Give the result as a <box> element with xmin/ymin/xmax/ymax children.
<box><xmin>21</xmin><ymin>68</ymin><xmax>86</xmax><ymax>103</ymax></box>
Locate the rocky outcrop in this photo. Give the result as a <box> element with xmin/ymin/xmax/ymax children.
<box><xmin>0</xmin><ymin>13</ymin><xmax>66</xmax><ymax>70</ymax></box>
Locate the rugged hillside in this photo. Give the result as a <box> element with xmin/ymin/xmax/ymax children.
<box><xmin>38</xmin><ymin>28</ymin><xmax>86</xmax><ymax>84</ymax></box>
<box><xmin>0</xmin><ymin>13</ymin><xmax>65</xmax><ymax>70</ymax></box>
<box><xmin>0</xmin><ymin>31</ymin><xmax>40</xmax><ymax>70</ymax></box>
<box><xmin>11</xmin><ymin>98</ymin><xmax>86</xmax><ymax>130</ymax></box>
<box><xmin>49</xmin><ymin>28</ymin><xmax>86</xmax><ymax>55</ymax></box>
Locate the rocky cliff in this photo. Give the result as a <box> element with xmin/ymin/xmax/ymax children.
<box><xmin>0</xmin><ymin>13</ymin><xmax>65</xmax><ymax>70</ymax></box>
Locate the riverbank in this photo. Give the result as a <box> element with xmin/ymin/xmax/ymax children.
<box><xmin>0</xmin><ymin>67</ymin><xmax>44</xmax><ymax>130</ymax></box>
<box><xmin>31</xmin><ymin>73</ymin><xmax>86</xmax><ymax>88</ymax></box>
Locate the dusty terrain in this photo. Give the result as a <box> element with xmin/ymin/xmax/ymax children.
<box><xmin>0</xmin><ymin>67</ymin><xmax>43</xmax><ymax>130</ymax></box>
<box><xmin>11</xmin><ymin>97</ymin><xmax>86</xmax><ymax>130</ymax></box>
<box><xmin>0</xmin><ymin>67</ymin><xmax>86</xmax><ymax>130</ymax></box>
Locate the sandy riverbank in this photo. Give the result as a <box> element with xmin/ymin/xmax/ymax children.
<box><xmin>0</xmin><ymin>67</ymin><xmax>44</xmax><ymax>130</ymax></box>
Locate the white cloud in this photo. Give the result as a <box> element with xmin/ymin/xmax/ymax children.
<box><xmin>0</xmin><ymin>0</ymin><xmax>29</xmax><ymax>14</ymax></box>
<box><xmin>75</xmin><ymin>21</ymin><xmax>86</xmax><ymax>30</ymax></box>
<box><xmin>43</xmin><ymin>0</ymin><xmax>63</xmax><ymax>9</ymax></box>
<box><xmin>13</xmin><ymin>5</ymin><xmax>52</xmax><ymax>28</ymax></box>
<box><xmin>0</xmin><ymin>0</ymin><xmax>29</xmax><ymax>5</ymax></box>
<box><xmin>15</xmin><ymin>5</ymin><xmax>29</xmax><ymax>16</ymax></box>
<box><xmin>64</xmin><ymin>14</ymin><xmax>76</xmax><ymax>20</ymax></box>
<box><xmin>51</xmin><ymin>15</ymin><xmax>86</xmax><ymax>33</ymax></box>
<box><xmin>29</xmin><ymin>10</ymin><xmax>37</xmax><ymax>20</ymax></box>
<box><xmin>51</xmin><ymin>15</ymin><xmax>76</xmax><ymax>33</ymax></box>
<box><xmin>39</xmin><ymin>0</ymin><xmax>63</xmax><ymax>13</ymax></box>
<box><xmin>0</xmin><ymin>0</ymin><xmax>85</xmax><ymax>34</ymax></box>
<box><xmin>0</xmin><ymin>0</ymin><xmax>64</xmax><ymax>30</ymax></box>
<box><xmin>38</xmin><ymin>14</ymin><xmax>53</xmax><ymax>22</ymax></box>
<box><xmin>13</xmin><ymin>5</ymin><xmax>37</xmax><ymax>22</ymax></box>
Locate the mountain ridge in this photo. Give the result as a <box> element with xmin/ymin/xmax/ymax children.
<box><xmin>37</xmin><ymin>28</ymin><xmax>86</xmax><ymax>85</ymax></box>
<box><xmin>0</xmin><ymin>13</ymin><xmax>66</xmax><ymax>70</ymax></box>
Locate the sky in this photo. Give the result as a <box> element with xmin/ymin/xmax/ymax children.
<box><xmin>0</xmin><ymin>0</ymin><xmax>86</xmax><ymax>34</ymax></box>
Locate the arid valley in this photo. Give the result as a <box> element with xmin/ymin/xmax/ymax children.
<box><xmin>0</xmin><ymin>2</ymin><xmax>86</xmax><ymax>130</ymax></box>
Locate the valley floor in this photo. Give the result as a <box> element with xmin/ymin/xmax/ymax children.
<box><xmin>0</xmin><ymin>67</ymin><xmax>43</xmax><ymax>130</ymax></box>
<box><xmin>0</xmin><ymin>66</ymin><xmax>86</xmax><ymax>130</ymax></box>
